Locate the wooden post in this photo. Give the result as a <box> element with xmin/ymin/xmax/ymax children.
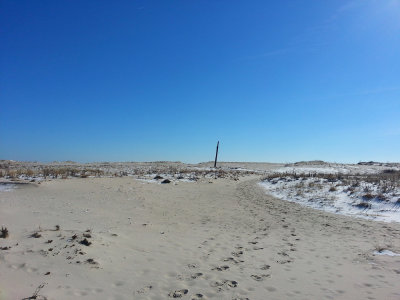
<box><xmin>214</xmin><ymin>141</ymin><xmax>219</xmax><ymax>168</ymax></box>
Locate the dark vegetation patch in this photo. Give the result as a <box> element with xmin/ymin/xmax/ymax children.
<box><xmin>79</xmin><ymin>238</ymin><xmax>91</xmax><ymax>246</ymax></box>
<box><xmin>0</xmin><ymin>226</ymin><xmax>9</xmax><ymax>238</ymax></box>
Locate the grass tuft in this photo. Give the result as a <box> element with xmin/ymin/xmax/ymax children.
<box><xmin>30</xmin><ymin>232</ymin><xmax>42</xmax><ymax>238</ymax></box>
<box><xmin>0</xmin><ymin>226</ymin><xmax>9</xmax><ymax>238</ymax></box>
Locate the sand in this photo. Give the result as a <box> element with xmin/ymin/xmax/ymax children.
<box><xmin>1</xmin><ymin>174</ymin><xmax>400</xmax><ymax>299</ymax></box>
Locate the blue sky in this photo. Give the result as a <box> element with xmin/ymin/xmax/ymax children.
<box><xmin>1</xmin><ymin>0</ymin><xmax>399</xmax><ymax>163</ymax></box>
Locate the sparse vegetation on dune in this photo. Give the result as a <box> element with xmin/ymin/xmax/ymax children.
<box><xmin>262</xmin><ymin>169</ymin><xmax>400</xmax><ymax>191</ymax></box>
<box><xmin>0</xmin><ymin>161</ymin><xmax>256</xmax><ymax>182</ymax></box>
<box><xmin>261</xmin><ymin>168</ymin><xmax>400</xmax><ymax>222</ymax></box>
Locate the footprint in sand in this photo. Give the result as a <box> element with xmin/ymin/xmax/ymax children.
<box><xmin>211</xmin><ymin>280</ymin><xmax>238</xmax><ymax>290</ymax></box>
<box><xmin>223</xmin><ymin>257</ymin><xmax>244</xmax><ymax>264</ymax></box>
<box><xmin>211</xmin><ymin>265</ymin><xmax>229</xmax><ymax>271</ymax></box>
<box><xmin>190</xmin><ymin>272</ymin><xmax>203</xmax><ymax>279</ymax></box>
<box><xmin>191</xmin><ymin>293</ymin><xmax>204</xmax><ymax>299</ymax></box>
<box><xmin>168</xmin><ymin>289</ymin><xmax>189</xmax><ymax>298</ymax></box>
<box><xmin>251</xmin><ymin>274</ymin><xmax>271</xmax><ymax>281</ymax></box>
<box><xmin>231</xmin><ymin>251</ymin><xmax>243</xmax><ymax>257</ymax></box>
<box><xmin>277</xmin><ymin>259</ymin><xmax>292</xmax><ymax>264</ymax></box>
<box><xmin>187</xmin><ymin>263</ymin><xmax>197</xmax><ymax>269</ymax></box>
<box><xmin>260</xmin><ymin>264</ymin><xmax>271</xmax><ymax>270</ymax></box>
<box><xmin>226</xmin><ymin>280</ymin><xmax>238</xmax><ymax>288</ymax></box>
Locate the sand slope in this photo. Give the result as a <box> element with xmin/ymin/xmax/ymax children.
<box><xmin>1</xmin><ymin>176</ymin><xmax>399</xmax><ymax>299</ymax></box>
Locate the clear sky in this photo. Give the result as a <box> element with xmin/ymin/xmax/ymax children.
<box><xmin>1</xmin><ymin>0</ymin><xmax>399</xmax><ymax>163</ymax></box>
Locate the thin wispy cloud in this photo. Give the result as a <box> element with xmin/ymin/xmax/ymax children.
<box><xmin>334</xmin><ymin>0</ymin><xmax>366</xmax><ymax>15</ymax></box>
<box><xmin>327</xmin><ymin>0</ymin><xmax>400</xmax><ymax>31</ymax></box>
<box><xmin>327</xmin><ymin>0</ymin><xmax>371</xmax><ymax>23</ymax></box>
<box><xmin>241</xmin><ymin>1</ymin><xmax>399</xmax><ymax>62</ymax></box>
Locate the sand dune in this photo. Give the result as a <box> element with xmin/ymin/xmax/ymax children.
<box><xmin>1</xmin><ymin>172</ymin><xmax>400</xmax><ymax>299</ymax></box>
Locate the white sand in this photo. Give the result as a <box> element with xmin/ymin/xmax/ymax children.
<box><xmin>1</xmin><ymin>175</ymin><xmax>400</xmax><ymax>299</ymax></box>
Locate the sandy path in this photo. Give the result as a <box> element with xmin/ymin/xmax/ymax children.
<box><xmin>0</xmin><ymin>176</ymin><xmax>399</xmax><ymax>299</ymax></box>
